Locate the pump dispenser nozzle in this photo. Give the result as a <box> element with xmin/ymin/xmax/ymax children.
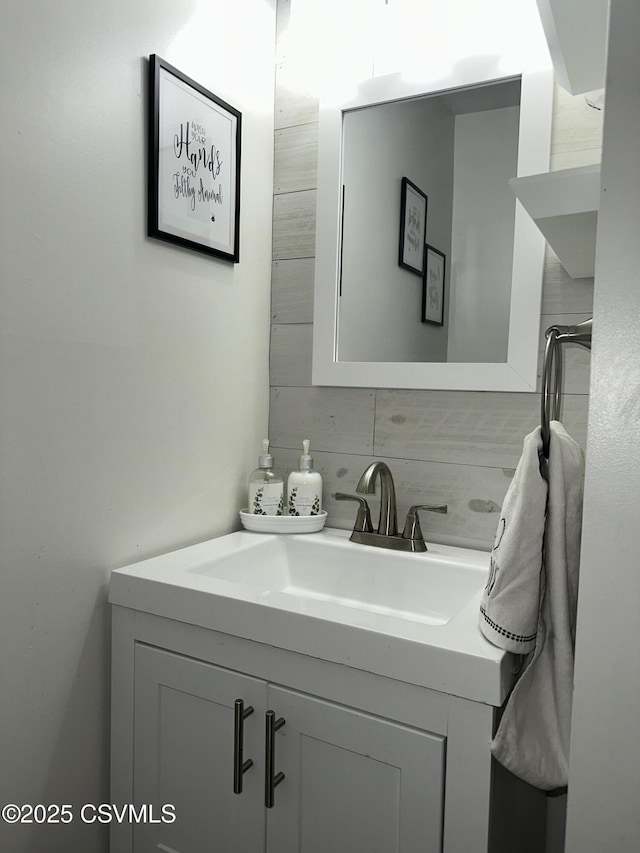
<box><xmin>299</xmin><ymin>439</ymin><xmax>313</xmax><ymax>471</ymax></box>
<box><xmin>259</xmin><ymin>438</ymin><xmax>274</xmax><ymax>468</ymax></box>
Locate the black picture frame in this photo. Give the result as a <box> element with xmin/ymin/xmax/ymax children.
<box><xmin>398</xmin><ymin>177</ymin><xmax>428</xmax><ymax>276</ymax></box>
<box><xmin>148</xmin><ymin>54</ymin><xmax>241</xmax><ymax>263</ymax></box>
<box><xmin>422</xmin><ymin>245</ymin><xmax>446</xmax><ymax>326</ymax></box>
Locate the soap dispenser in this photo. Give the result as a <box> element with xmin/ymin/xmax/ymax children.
<box><xmin>287</xmin><ymin>439</ymin><xmax>322</xmax><ymax>516</ymax></box>
<box><xmin>248</xmin><ymin>439</ymin><xmax>284</xmax><ymax>516</ymax></box>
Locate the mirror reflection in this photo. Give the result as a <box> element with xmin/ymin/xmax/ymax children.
<box><xmin>338</xmin><ymin>78</ymin><xmax>521</xmax><ymax>364</ymax></box>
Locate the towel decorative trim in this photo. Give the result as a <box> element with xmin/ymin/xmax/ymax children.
<box><xmin>479</xmin><ymin>605</ymin><xmax>537</xmax><ymax>646</ymax></box>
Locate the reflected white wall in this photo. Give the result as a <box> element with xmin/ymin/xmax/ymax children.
<box><xmin>448</xmin><ymin>106</ymin><xmax>519</xmax><ymax>362</ymax></box>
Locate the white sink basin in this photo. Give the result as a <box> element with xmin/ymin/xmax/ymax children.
<box><xmin>109</xmin><ymin>527</ymin><xmax>514</xmax><ymax>705</ymax></box>
<box><xmin>188</xmin><ymin>532</ymin><xmax>486</xmax><ymax>626</ymax></box>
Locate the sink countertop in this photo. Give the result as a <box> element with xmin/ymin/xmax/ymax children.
<box><xmin>109</xmin><ymin>527</ymin><xmax>517</xmax><ymax>706</ymax></box>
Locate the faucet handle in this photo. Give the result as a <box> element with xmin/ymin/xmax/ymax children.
<box><xmin>335</xmin><ymin>493</ymin><xmax>373</xmax><ymax>533</ymax></box>
<box><xmin>402</xmin><ymin>504</ymin><xmax>448</xmax><ymax>546</ymax></box>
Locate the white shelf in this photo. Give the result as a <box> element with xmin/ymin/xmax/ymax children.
<box><xmin>510</xmin><ymin>164</ymin><xmax>601</xmax><ymax>278</ymax></box>
<box><xmin>535</xmin><ymin>0</ymin><xmax>608</xmax><ymax>94</ymax></box>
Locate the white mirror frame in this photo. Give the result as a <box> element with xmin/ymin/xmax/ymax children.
<box><xmin>313</xmin><ymin>63</ymin><xmax>554</xmax><ymax>391</ymax></box>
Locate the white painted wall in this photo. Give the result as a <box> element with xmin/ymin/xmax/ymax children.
<box><xmin>0</xmin><ymin>1</ymin><xmax>276</xmax><ymax>851</ymax></box>
<box><xmin>565</xmin><ymin>0</ymin><xmax>640</xmax><ymax>849</ymax></box>
<box><xmin>447</xmin><ymin>106</ymin><xmax>519</xmax><ymax>362</ymax></box>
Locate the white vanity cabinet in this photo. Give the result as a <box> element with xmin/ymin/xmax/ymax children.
<box><xmin>132</xmin><ymin>644</ymin><xmax>265</xmax><ymax>853</ymax></box>
<box><xmin>110</xmin><ymin>606</ymin><xmax>545</xmax><ymax>853</ymax></box>
<box><xmin>265</xmin><ymin>686</ymin><xmax>444</xmax><ymax>853</ymax></box>
<box><xmin>124</xmin><ymin>632</ymin><xmax>444</xmax><ymax>853</ymax></box>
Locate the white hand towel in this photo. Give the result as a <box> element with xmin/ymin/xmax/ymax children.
<box><xmin>479</xmin><ymin>426</ymin><xmax>548</xmax><ymax>654</ymax></box>
<box><xmin>487</xmin><ymin>421</ymin><xmax>584</xmax><ymax>790</ymax></box>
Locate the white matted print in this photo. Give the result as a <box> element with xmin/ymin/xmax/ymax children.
<box><xmin>398</xmin><ymin>177</ymin><xmax>428</xmax><ymax>275</ymax></box>
<box><xmin>148</xmin><ymin>54</ymin><xmax>241</xmax><ymax>262</ymax></box>
<box><xmin>422</xmin><ymin>245</ymin><xmax>445</xmax><ymax>326</ymax></box>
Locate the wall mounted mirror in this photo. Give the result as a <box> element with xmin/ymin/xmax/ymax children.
<box><xmin>313</xmin><ymin>62</ymin><xmax>554</xmax><ymax>391</ymax></box>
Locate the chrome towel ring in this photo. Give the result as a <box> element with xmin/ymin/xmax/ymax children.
<box><xmin>540</xmin><ymin>318</ymin><xmax>592</xmax><ymax>471</ymax></box>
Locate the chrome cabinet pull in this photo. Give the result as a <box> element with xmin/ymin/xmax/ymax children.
<box><xmin>233</xmin><ymin>699</ymin><xmax>254</xmax><ymax>794</ymax></box>
<box><xmin>265</xmin><ymin>710</ymin><xmax>285</xmax><ymax>808</ymax></box>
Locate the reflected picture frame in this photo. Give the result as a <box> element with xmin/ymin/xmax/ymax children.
<box><xmin>148</xmin><ymin>54</ymin><xmax>241</xmax><ymax>262</ymax></box>
<box><xmin>422</xmin><ymin>245</ymin><xmax>445</xmax><ymax>326</ymax></box>
<box><xmin>398</xmin><ymin>177</ymin><xmax>428</xmax><ymax>276</ymax></box>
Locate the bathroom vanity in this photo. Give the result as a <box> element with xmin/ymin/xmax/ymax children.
<box><xmin>109</xmin><ymin>528</ymin><xmax>545</xmax><ymax>852</ymax></box>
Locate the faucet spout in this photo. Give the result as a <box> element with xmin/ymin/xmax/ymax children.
<box><xmin>356</xmin><ymin>462</ymin><xmax>398</xmax><ymax>536</ymax></box>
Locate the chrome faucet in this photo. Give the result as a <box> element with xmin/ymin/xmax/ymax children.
<box><xmin>356</xmin><ymin>461</ymin><xmax>398</xmax><ymax>536</ymax></box>
<box><xmin>335</xmin><ymin>461</ymin><xmax>447</xmax><ymax>552</ymax></box>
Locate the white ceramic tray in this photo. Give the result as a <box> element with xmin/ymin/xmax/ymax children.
<box><xmin>239</xmin><ymin>509</ymin><xmax>327</xmax><ymax>534</ymax></box>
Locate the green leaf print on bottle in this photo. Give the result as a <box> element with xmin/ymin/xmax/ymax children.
<box><xmin>253</xmin><ymin>487</ymin><xmax>267</xmax><ymax>515</ymax></box>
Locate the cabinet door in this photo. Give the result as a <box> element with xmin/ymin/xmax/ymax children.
<box><xmin>265</xmin><ymin>687</ymin><xmax>445</xmax><ymax>853</ymax></box>
<box><xmin>133</xmin><ymin>644</ymin><xmax>265</xmax><ymax>853</ymax></box>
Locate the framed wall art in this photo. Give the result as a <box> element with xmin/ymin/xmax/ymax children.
<box><xmin>422</xmin><ymin>245</ymin><xmax>446</xmax><ymax>326</ymax></box>
<box><xmin>148</xmin><ymin>54</ymin><xmax>241</xmax><ymax>262</ymax></box>
<box><xmin>398</xmin><ymin>177</ymin><xmax>428</xmax><ymax>275</ymax></box>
